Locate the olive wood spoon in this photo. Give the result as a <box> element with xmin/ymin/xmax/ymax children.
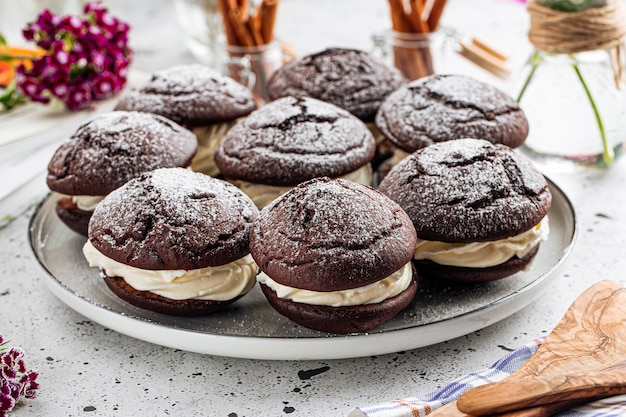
<box><xmin>457</xmin><ymin>361</ymin><xmax>626</xmax><ymax>415</ymax></box>
<box><xmin>428</xmin><ymin>280</ymin><xmax>626</xmax><ymax>417</ymax></box>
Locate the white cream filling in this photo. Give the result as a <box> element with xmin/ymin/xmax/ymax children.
<box><xmin>190</xmin><ymin>121</ymin><xmax>235</xmax><ymax>176</ymax></box>
<box><xmin>82</xmin><ymin>240</ymin><xmax>257</xmax><ymax>301</ymax></box>
<box><xmin>71</xmin><ymin>195</ymin><xmax>105</xmax><ymax>212</ymax></box>
<box><xmin>257</xmin><ymin>262</ymin><xmax>413</xmax><ymax>307</ymax></box>
<box><xmin>366</xmin><ymin>122</ymin><xmax>386</xmax><ymax>145</ymax></box>
<box><xmin>231</xmin><ymin>163</ymin><xmax>373</xmax><ymax>209</ymax></box>
<box><xmin>414</xmin><ymin>216</ymin><xmax>550</xmax><ymax>268</ymax></box>
<box><xmin>389</xmin><ymin>148</ymin><xmax>411</xmax><ymax>168</ymax></box>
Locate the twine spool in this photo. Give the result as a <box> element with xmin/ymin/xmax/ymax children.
<box><xmin>527</xmin><ymin>0</ymin><xmax>626</xmax><ymax>87</ymax></box>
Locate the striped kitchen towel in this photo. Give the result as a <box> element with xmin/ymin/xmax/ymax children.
<box><xmin>349</xmin><ymin>338</ymin><xmax>626</xmax><ymax>417</ymax></box>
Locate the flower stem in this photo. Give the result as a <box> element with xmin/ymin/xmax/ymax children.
<box><xmin>0</xmin><ymin>54</ymin><xmax>37</xmax><ymax>61</ymax></box>
<box><xmin>516</xmin><ymin>50</ymin><xmax>543</xmax><ymax>103</ymax></box>
<box><xmin>572</xmin><ymin>61</ymin><xmax>614</xmax><ymax>167</ymax></box>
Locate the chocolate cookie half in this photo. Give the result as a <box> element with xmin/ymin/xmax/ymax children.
<box><xmin>267</xmin><ymin>48</ymin><xmax>407</xmax><ymax>171</ymax></box>
<box><xmin>267</xmin><ymin>48</ymin><xmax>406</xmax><ymax>123</ymax></box>
<box><xmin>250</xmin><ymin>177</ymin><xmax>418</xmax><ymax>334</ymax></box>
<box><xmin>376</xmin><ymin>74</ymin><xmax>529</xmax><ymax>155</ymax></box>
<box><xmin>215</xmin><ymin>96</ymin><xmax>376</xmax><ymax>208</ymax></box>
<box><xmin>47</xmin><ymin>111</ymin><xmax>198</xmax><ymax>235</ymax></box>
<box><xmin>114</xmin><ymin>64</ymin><xmax>257</xmax><ymax>176</ymax></box>
<box><xmin>83</xmin><ymin>168</ymin><xmax>259</xmax><ymax>316</ymax></box>
<box><xmin>378</xmin><ymin>138</ymin><xmax>552</xmax><ymax>282</ymax></box>
<box><xmin>114</xmin><ymin>64</ymin><xmax>256</xmax><ymax>126</ymax></box>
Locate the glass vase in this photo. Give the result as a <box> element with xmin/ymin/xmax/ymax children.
<box><xmin>515</xmin><ymin>49</ymin><xmax>626</xmax><ymax>168</ymax></box>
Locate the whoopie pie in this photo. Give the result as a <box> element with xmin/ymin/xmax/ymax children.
<box><xmin>114</xmin><ymin>64</ymin><xmax>257</xmax><ymax>176</ymax></box>
<box><xmin>266</xmin><ymin>47</ymin><xmax>407</xmax><ymax>168</ymax></box>
<box><xmin>378</xmin><ymin>138</ymin><xmax>551</xmax><ymax>282</ymax></box>
<box><xmin>249</xmin><ymin>177</ymin><xmax>418</xmax><ymax>334</ymax></box>
<box><xmin>83</xmin><ymin>167</ymin><xmax>259</xmax><ymax>316</ymax></box>
<box><xmin>214</xmin><ymin>96</ymin><xmax>376</xmax><ymax>209</ymax></box>
<box><xmin>375</xmin><ymin>74</ymin><xmax>529</xmax><ymax>170</ymax></box>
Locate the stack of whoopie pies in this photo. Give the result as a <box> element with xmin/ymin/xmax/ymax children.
<box><xmin>46</xmin><ymin>54</ymin><xmax>552</xmax><ymax>335</ymax></box>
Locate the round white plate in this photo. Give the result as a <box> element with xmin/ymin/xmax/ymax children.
<box><xmin>28</xmin><ymin>179</ymin><xmax>576</xmax><ymax>360</ymax></box>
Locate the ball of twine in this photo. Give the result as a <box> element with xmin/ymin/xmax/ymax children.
<box><xmin>527</xmin><ymin>0</ymin><xmax>626</xmax><ymax>87</ymax></box>
<box><xmin>528</xmin><ymin>0</ymin><xmax>626</xmax><ymax>53</ymax></box>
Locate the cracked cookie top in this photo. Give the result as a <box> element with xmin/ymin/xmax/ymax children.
<box><xmin>214</xmin><ymin>96</ymin><xmax>376</xmax><ymax>186</ymax></box>
<box><xmin>88</xmin><ymin>168</ymin><xmax>259</xmax><ymax>270</ymax></box>
<box><xmin>375</xmin><ymin>74</ymin><xmax>529</xmax><ymax>152</ymax></box>
<box><xmin>266</xmin><ymin>48</ymin><xmax>407</xmax><ymax>122</ymax></box>
<box><xmin>249</xmin><ymin>177</ymin><xmax>417</xmax><ymax>291</ymax></box>
<box><xmin>114</xmin><ymin>64</ymin><xmax>257</xmax><ymax>126</ymax></box>
<box><xmin>378</xmin><ymin>138</ymin><xmax>551</xmax><ymax>242</ymax></box>
<box><xmin>47</xmin><ymin>111</ymin><xmax>198</xmax><ymax>196</ymax></box>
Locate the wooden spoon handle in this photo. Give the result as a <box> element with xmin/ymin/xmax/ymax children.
<box><xmin>496</xmin><ymin>396</ymin><xmax>608</xmax><ymax>417</ymax></box>
<box><xmin>457</xmin><ymin>368</ymin><xmax>626</xmax><ymax>415</ymax></box>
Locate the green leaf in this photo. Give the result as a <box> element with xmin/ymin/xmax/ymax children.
<box><xmin>0</xmin><ymin>77</ymin><xmax>25</xmax><ymax>111</ymax></box>
<box><xmin>540</xmin><ymin>0</ymin><xmax>605</xmax><ymax>12</ymax></box>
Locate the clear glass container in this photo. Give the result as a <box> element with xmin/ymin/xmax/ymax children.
<box><xmin>515</xmin><ymin>50</ymin><xmax>626</xmax><ymax>168</ymax></box>
<box><xmin>371</xmin><ymin>29</ymin><xmax>452</xmax><ymax>80</ymax></box>
<box><xmin>224</xmin><ymin>41</ymin><xmax>283</xmax><ymax>104</ymax></box>
<box><xmin>173</xmin><ymin>0</ymin><xmax>224</xmax><ymax>66</ymax></box>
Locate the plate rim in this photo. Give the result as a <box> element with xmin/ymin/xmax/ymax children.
<box><xmin>28</xmin><ymin>177</ymin><xmax>578</xmax><ymax>360</ymax></box>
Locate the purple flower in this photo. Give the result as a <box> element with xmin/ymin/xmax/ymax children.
<box><xmin>0</xmin><ymin>335</ymin><xmax>39</xmax><ymax>415</ymax></box>
<box><xmin>92</xmin><ymin>71</ymin><xmax>116</xmax><ymax>99</ymax></box>
<box><xmin>59</xmin><ymin>15</ymin><xmax>85</xmax><ymax>36</ymax></box>
<box><xmin>35</xmin><ymin>9</ymin><xmax>56</xmax><ymax>33</ymax></box>
<box><xmin>0</xmin><ymin>388</ymin><xmax>16</xmax><ymax>417</ymax></box>
<box><xmin>49</xmin><ymin>42</ymin><xmax>72</xmax><ymax>69</ymax></box>
<box><xmin>65</xmin><ymin>83</ymin><xmax>92</xmax><ymax>110</ymax></box>
<box><xmin>16</xmin><ymin>0</ymin><xmax>133</xmax><ymax>111</ymax></box>
<box><xmin>16</xmin><ymin>75</ymin><xmax>50</xmax><ymax>104</ymax></box>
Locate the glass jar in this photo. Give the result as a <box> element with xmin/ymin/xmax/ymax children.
<box><xmin>173</xmin><ymin>0</ymin><xmax>224</xmax><ymax>66</ymax></box>
<box><xmin>371</xmin><ymin>29</ymin><xmax>452</xmax><ymax>80</ymax></box>
<box><xmin>370</xmin><ymin>27</ymin><xmax>511</xmax><ymax>84</ymax></box>
<box><xmin>224</xmin><ymin>41</ymin><xmax>283</xmax><ymax>104</ymax></box>
<box><xmin>514</xmin><ymin>50</ymin><xmax>626</xmax><ymax>168</ymax></box>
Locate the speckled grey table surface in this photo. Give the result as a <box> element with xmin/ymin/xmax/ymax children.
<box><xmin>2</xmin><ymin>0</ymin><xmax>626</xmax><ymax>416</ymax></box>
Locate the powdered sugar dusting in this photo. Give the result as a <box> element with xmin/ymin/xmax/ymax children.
<box><xmin>267</xmin><ymin>48</ymin><xmax>407</xmax><ymax>122</ymax></box>
<box><xmin>215</xmin><ymin>96</ymin><xmax>376</xmax><ymax>186</ymax></box>
<box><xmin>375</xmin><ymin>74</ymin><xmax>528</xmax><ymax>152</ymax></box>
<box><xmin>114</xmin><ymin>64</ymin><xmax>256</xmax><ymax>125</ymax></box>
<box><xmin>89</xmin><ymin>167</ymin><xmax>259</xmax><ymax>270</ymax></box>
<box><xmin>250</xmin><ymin>177</ymin><xmax>416</xmax><ymax>291</ymax></box>
<box><xmin>47</xmin><ymin>111</ymin><xmax>197</xmax><ymax>195</ymax></box>
<box><xmin>379</xmin><ymin>138</ymin><xmax>551</xmax><ymax>242</ymax></box>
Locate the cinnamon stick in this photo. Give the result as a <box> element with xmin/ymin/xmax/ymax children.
<box><xmin>407</xmin><ymin>0</ymin><xmax>429</xmax><ymax>33</ymax></box>
<box><xmin>228</xmin><ymin>7</ymin><xmax>255</xmax><ymax>46</ymax></box>
<box><xmin>217</xmin><ymin>0</ymin><xmax>239</xmax><ymax>45</ymax></box>
<box><xmin>237</xmin><ymin>0</ymin><xmax>250</xmax><ymax>22</ymax></box>
<box><xmin>218</xmin><ymin>0</ymin><xmax>279</xmax><ymax>46</ymax></box>
<box><xmin>427</xmin><ymin>0</ymin><xmax>447</xmax><ymax>31</ymax></box>
<box><xmin>389</xmin><ymin>0</ymin><xmax>413</xmax><ymax>32</ymax></box>
<box><xmin>246</xmin><ymin>15</ymin><xmax>264</xmax><ymax>46</ymax></box>
<box><xmin>388</xmin><ymin>0</ymin><xmax>432</xmax><ymax>80</ymax></box>
<box><xmin>258</xmin><ymin>0</ymin><xmax>278</xmax><ymax>44</ymax></box>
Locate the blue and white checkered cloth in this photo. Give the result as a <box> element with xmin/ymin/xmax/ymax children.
<box><xmin>349</xmin><ymin>339</ymin><xmax>626</xmax><ymax>417</ymax></box>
